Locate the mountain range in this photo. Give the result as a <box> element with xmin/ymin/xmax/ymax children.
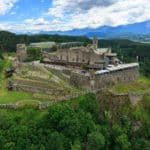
<box><xmin>39</xmin><ymin>21</ymin><xmax>150</xmax><ymax>42</ymax></box>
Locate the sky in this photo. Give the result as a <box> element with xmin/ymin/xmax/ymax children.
<box><xmin>0</xmin><ymin>0</ymin><xmax>150</xmax><ymax>33</ymax></box>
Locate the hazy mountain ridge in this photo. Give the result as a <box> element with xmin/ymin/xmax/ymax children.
<box><xmin>38</xmin><ymin>21</ymin><xmax>150</xmax><ymax>42</ymax></box>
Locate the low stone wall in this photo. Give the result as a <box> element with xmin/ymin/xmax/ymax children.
<box><xmin>0</xmin><ymin>104</ymin><xmax>18</xmax><ymax>109</ymax></box>
<box><xmin>0</xmin><ymin>91</ymin><xmax>89</xmax><ymax>110</ymax></box>
<box><xmin>13</xmin><ymin>78</ymin><xmax>51</xmax><ymax>89</ymax></box>
<box><xmin>12</xmin><ymin>83</ymin><xmax>70</xmax><ymax>95</ymax></box>
<box><xmin>11</xmin><ymin>77</ymin><xmax>72</xmax><ymax>95</ymax></box>
<box><xmin>38</xmin><ymin>91</ymin><xmax>89</xmax><ymax>109</ymax></box>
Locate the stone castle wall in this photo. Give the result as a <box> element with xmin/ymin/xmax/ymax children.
<box><xmin>70</xmin><ymin>66</ymin><xmax>139</xmax><ymax>91</ymax></box>
<box><xmin>70</xmin><ymin>72</ymin><xmax>90</xmax><ymax>90</ymax></box>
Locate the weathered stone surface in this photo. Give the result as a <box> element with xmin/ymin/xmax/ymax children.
<box><xmin>70</xmin><ymin>66</ymin><xmax>139</xmax><ymax>91</ymax></box>
<box><xmin>42</xmin><ymin>38</ymin><xmax>118</xmax><ymax>69</ymax></box>
<box><xmin>0</xmin><ymin>104</ymin><xmax>18</xmax><ymax>109</ymax></box>
<box><xmin>16</xmin><ymin>44</ymin><xmax>27</xmax><ymax>62</ymax></box>
<box><xmin>129</xmin><ymin>92</ymin><xmax>150</xmax><ymax>105</ymax></box>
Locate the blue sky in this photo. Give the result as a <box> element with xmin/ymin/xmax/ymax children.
<box><xmin>0</xmin><ymin>0</ymin><xmax>150</xmax><ymax>33</ymax></box>
<box><xmin>0</xmin><ymin>0</ymin><xmax>52</xmax><ymax>22</ymax></box>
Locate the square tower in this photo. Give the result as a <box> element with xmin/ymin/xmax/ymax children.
<box><xmin>16</xmin><ymin>44</ymin><xmax>27</xmax><ymax>62</ymax></box>
<box><xmin>92</xmin><ymin>37</ymin><xmax>98</xmax><ymax>49</ymax></box>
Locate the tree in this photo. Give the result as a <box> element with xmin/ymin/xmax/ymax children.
<box><xmin>46</xmin><ymin>104</ymin><xmax>74</xmax><ymax>129</ymax></box>
<box><xmin>115</xmin><ymin>134</ymin><xmax>131</xmax><ymax>150</ymax></box>
<box><xmin>46</xmin><ymin>104</ymin><xmax>81</xmax><ymax>141</ymax></box>
<box><xmin>133</xmin><ymin>138</ymin><xmax>150</xmax><ymax>150</ymax></box>
<box><xmin>4</xmin><ymin>142</ymin><xmax>16</xmax><ymax>150</ymax></box>
<box><xmin>86</xmin><ymin>132</ymin><xmax>105</xmax><ymax>150</ymax></box>
<box><xmin>71</xmin><ymin>140</ymin><xmax>81</xmax><ymax>150</ymax></box>
<box><xmin>76</xmin><ymin>110</ymin><xmax>95</xmax><ymax>140</ymax></box>
<box><xmin>51</xmin><ymin>45</ymin><xmax>57</xmax><ymax>51</ymax></box>
<box><xmin>111</xmin><ymin>124</ymin><xmax>131</xmax><ymax>150</ymax></box>
<box><xmin>0</xmin><ymin>59</ymin><xmax>4</xmax><ymax>72</ymax></box>
<box><xmin>27</xmin><ymin>47</ymin><xmax>41</xmax><ymax>61</ymax></box>
<box><xmin>46</xmin><ymin>132</ymin><xmax>67</xmax><ymax>150</ymax></box>
<box><xmin>0</xmin><ymin>49</ymin><xmax>3</xmax><ymax>59</ymax></box>
<box><xmin>140</xmin><ymin>61</ymin><xmax>150</xmax><ymax>77</ymax></box>
<box><xmin>79</xmin><ymin>93</ymin><xmax>100</xmax><ymax>122</ymax></box>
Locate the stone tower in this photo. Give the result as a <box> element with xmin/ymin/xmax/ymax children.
<box><xmin>92</xmin><ymin>37</ymin><xmax>98</xmax><ymax>49</ymax></box>
<box><xmin>16</xmin><ymin>44</ymin><xmax>27</xmax><ymax>62</ymax></box>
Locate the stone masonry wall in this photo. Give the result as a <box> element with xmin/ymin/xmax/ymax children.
<box><xmin>70</xmin><ymin>66</ymin><xmax>139</xmax><ymax>91</ymax></box>
<box><xmin>93</xmin><ymin>66</ymin><xmax>139</xmax><ymax>90</ymax></box>
<box><xmin>70</xmin><ymin>72</ymin><xmax>90</xmax><ymax>90</ymax></box>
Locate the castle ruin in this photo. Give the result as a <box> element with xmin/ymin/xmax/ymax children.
<box><xmin>42</xmin><ymin>39</ymin><xmax>118</xmax><ymax>70</ymax></box>
<box><xmin>14</xmin><ymin>38</ymin><xmax>139</xmax><ymax>92</ymax></box>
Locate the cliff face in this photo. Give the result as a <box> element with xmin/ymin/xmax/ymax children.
<box><xmin>96</xmin><ymin>87</ymin><xmax>150</xmax><ymax>122</ymax></box>
<box><xmin>96</xmin><ymin>90</ymin><xmax>131</xmax><ymax>122</ymax></box>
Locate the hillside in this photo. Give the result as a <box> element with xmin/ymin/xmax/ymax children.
<box><xmin>0</xmin><ymin>31</ymin><xmax>90</xmax><ymax>52</ymax></box>
<box><xmin>0</xmin><ymin>82</ymin><xmax>149</xmax><ymax>149</ymax></box>
<box><xmin>0</xmin><ymin>59</ymin><xmax>84</xmax><ymax>107</ymax></box>
<box><xmin>0</xmin><ymin>52</ymin><xmax>149</xmax><ymax>150</ymax></box>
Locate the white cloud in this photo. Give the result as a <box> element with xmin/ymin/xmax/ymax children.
<box><xmin>0</xmin><ymin>0</ymin><xmax>150</xmax><ymax>32</ymax></box>
<box><xmin>47</xmin><ymin>0</ymin><xmax>150</xmax><ymax>30</ymax></box>
<box><xmin>0</xmin><ymin>18</ymin><xmax>63</xmax><ymax>33</ymax></box>
<box><xmin>47</xmin><ymin>0</ymin><xmax>120</xmax><ymax>18</ymax></box>
<box><xmin>0</xmin><ymin>0</ymin><xmax>18</xmax><ymax>15</ymax></box>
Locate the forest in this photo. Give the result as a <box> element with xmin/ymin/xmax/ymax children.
<box><xmin>0</xmin><ymin>93</ymin><xmax>149</xmax><ymax>150</ymax></box>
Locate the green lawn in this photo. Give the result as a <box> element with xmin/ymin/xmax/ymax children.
<box><xmin>111</xmin><ymin>76</ymin><xmax>150</xmax><ymax>94</ymax></box>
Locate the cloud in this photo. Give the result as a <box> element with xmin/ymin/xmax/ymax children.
<box><xmin>47</xmin><ymin>0</ymin><xmax>120</xmax><ymax>18</ymax></box>
<box><xmin>46</xmin><ymin>0</ymin><xmax>150</xmax><ymax>30</ymax></box>
<box><xmin>0</xmin><ymin>0</ymin><xmax>18</xmax><ymax>15</ymax></box>
<box><xmin>0</xmin><ymin>0</ymin><xmax>150</xmax><ymax>33</ymax></box>
<box><xmin>0</xmin><ymin>18</ymin><xmax>63</xmax><ymax>33</ymax></box>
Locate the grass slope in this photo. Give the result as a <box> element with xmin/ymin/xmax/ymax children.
<box><xmin>111</xmin><ymin>76</ymin><xmax>150</xmax><ymax>94</ymax></box>
<box><xmin>0</xmin><ymin>59</ymin><xmax>82</xmax><ymax>105</ymax></box>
